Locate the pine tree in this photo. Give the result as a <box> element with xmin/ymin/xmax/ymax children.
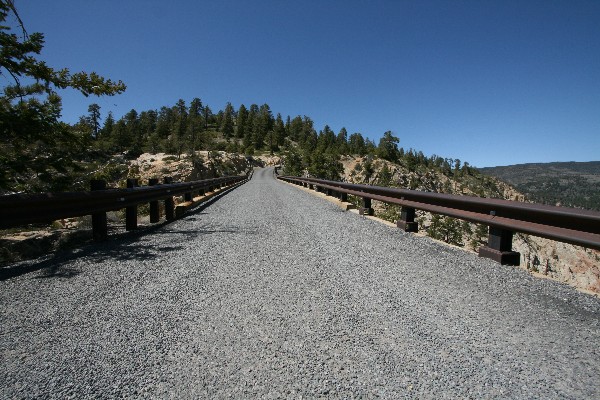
<box><xmin>428</xmin><ymin>215</ymin><xmax>463</xmax><ymax>245</ymax></box>
<box><xmin>172</xmin><ymin>99</ymin><xmax>188</xmax><ymax>158</ymax></box>
<box><xmin>300</xmin><ymin>116</ymin><xmax>316</xmax><ymax>151</ymax></box>
<box><xmin>288</xmin><ymin>116</ymin><xmax>303</xmax><ymax>142</ymax></box>
<box><xmin>377</xmin><ymin>164</ymin><xmax>393</xmax><ymax>186</ymax></box>
<box><xmin>377</xmin><ymin>131</ymin><xmax>400</xmax><ymax>162</ymax></box>
<box><xmin>221</xmin><ymin>102</ymin><xmax>235</xmax><ymax>141</ymax></box>
<box><xmin>253</xmin><ymin>104</ymin><xmax>273</xmax><ymax>149</ymax></box>
<box><xmin>203</xmin><ymin>105</ymin><xmax>213</xmax><ymax>130</ymax></box>
<box><xmin>187</xmin><ymin>98</ymin><xmax>204</xmax><ymax>152</ymax></box>
<box><xmin>285</xmin><ymin>115</ymin><xmax>291</xmax><ymax>137</ymax></box>
<box><xmin>348</xmin><ymin>132</ymin><xmax>366</xmax><ymax>155</ymax></box>
<box><xmin>101</xmin><ymin>112</ymin><xmax>114</xmax><ymax>138</ymax></box>
<box><xmin>87</xmin><ymin>103</ymin><xmax>101</xmax><ymax>139</ymax></box>
<box><xmin>336</xmin><ymin>127</ymin><xmax>348</xmax><ymax>154</ymax></box>
<box><xmin>0</xmin><ymin>2</ymin><xmax>125</xmax><ymax>192</ymax></box>
<box><xmin>236</xmin><ymin>104</ymin><xmax>248</xmax><ymax>139</ymax></box>
<box><xmin>274</xmin><ymin>113</ymin><xmax>286</xmax><ymax>147</ymax></box>
<box><xmin>307</xmin><ymin>151</ymin><xmax>343</xmax><ymax>180</ymax></box>
<box><xmin>283</xmin><ymin>148</ymin><xmax>304</xmax><ymax>176</ymax></box>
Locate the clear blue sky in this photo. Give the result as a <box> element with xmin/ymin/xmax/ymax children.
<box><xmin>14</xmin><ymin>0</ymin><xmax>600</xmax><ymax>167</ymax></box>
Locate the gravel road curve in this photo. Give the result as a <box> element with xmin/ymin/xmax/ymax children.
<box><xmin>1</xmin><ymin>167</ymin><xmax>599</xmax><ymax>399</ymax></box>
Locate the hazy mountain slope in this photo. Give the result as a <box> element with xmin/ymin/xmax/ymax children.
<box><xmin>479</xmin><ymin>161</ymin><xmax>600</xmax><ymax>211</ymax></box>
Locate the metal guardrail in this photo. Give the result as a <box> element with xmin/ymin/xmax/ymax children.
<box><xmin>277</xmin><ymin>175</ymin><xmax>600</xmax><ymax>265</ymax></box>
<box><xmin>0</xmin><ymin>174</ymin><xmax>249</xmax><ymax>240</ymax></box>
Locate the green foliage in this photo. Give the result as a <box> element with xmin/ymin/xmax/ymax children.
<box><xmin>469</xmin><ymin>223</ymin><xmax>489</xmax><ymax>250</ymax></box>
<box><xmin>91</xmin><ymin>162</ymin><xmax>128</xmax><ymax>183</ymax></box>
<box><xmin>362</xmin><ymin>158</ymin><xmax>375</xmax><ymax>182</ymax></box>
<box><xmin>87</xmin><ymin>103</ymin><xmax>101</xmax><ymax>138</ymax></box>
<box><xmin>307</xmin><ymin>151</ymin><xmax>343</xmax><ymax>180</ymax></box>
<box><xmin>244</xmin><ymin>145</ymin><xmax>255</xmax><ymax>156</ymax></box>
<box><xmin>427</xmin><ymin>215</ymin><xmax>464</xmax><ymax>246</ymax></box>
<box><xmin>236</xmin><ymin>104</ymin><xmax>248</xmax><ymax>139</ymax></box>
<box><xmin>377</xmin><ymin>164</ymin><xmax>393</xmax><ymax>186</ymax></box>
<box><xmin>348</xmin><ymin>132</ymin><xmax>366</xmax><ymax>155</ymax></box>
<box><xmin>221</xmin><ymin>102</ymin><xmax>234</xmax><ymax>140</ymax></box>
<box><xmin>377</xmin><ymin>203</ymin><xmax>401</xmax><ymax>224</ymax></box>
<box><xmin>283</xmin><ymin>149</ymin><xmax>304</xmax><ymax>176</ymax></box>
<box><xmin>0</xmin><ymin>2</ymin><xmax>125</xmax><ymax>193</ymax></box>
<box><xmin>377</xmin><ymin>131</ymin><xmax>400</xmax><ymax>162</ymax></box>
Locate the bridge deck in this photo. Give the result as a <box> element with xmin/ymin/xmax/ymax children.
<box><xmin>1</xmin><ymin>167</ymin><xmax>599</xmax><ymax>398</ymax></box>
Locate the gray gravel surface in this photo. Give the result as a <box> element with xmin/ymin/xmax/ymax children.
<box><xmin>1</xmin><ymin>167</ymin><xmax>599</xmax><ymax>399</ymax></box>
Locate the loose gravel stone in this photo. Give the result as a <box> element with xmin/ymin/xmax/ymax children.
<box><xmin>1</xmin><ymin>167</ymin><xmax>599</xmax><ymax>399</ymax></box>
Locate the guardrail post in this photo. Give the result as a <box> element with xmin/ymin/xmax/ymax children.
<box><xmin>397</xmin><ymin>207</ymin><xmax>418</xmax><ymax>232</ymax></box>
<box><xmin>360</xmin><ymin>197</ymin><xmax>374</xmax><ymax>216</ymax></box>
<box><xmin>479</xmin><ymin>227</ymin><xmax>520</xmax><ymax>265</ymax></box>
<box><xmin>326</xmin><ymin>188</ymin><xmax>333</xmax><ymax>196</ymax></box>
<box><xmin>164</xmin><ymin>177</ymin><xmax>175</xmax><ymax>221</ymax></box>
<box><xmin>125</xmin><ymin>179</ymin><xmax>138</xmax><ymax>231</ymax></box>
<box><xmin>91</xmin><ymin>179</ymin><xmax>108</xmax><ymax>241</ymax></box>
<box><xmin>184</xmin><ymin>190</ymin><xmax>193</xmax><ymax>202</ymax></box>
<box><xmin>149</xmin><ymin>178</ymin><xmax>160</xmax><ymax>223</ymax></box>
<box><xmin>340</xmin><ymin>192</ymin><xmax>348</xmax><ymax>202</ymax></box>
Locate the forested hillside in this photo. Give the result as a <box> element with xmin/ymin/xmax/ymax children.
<box><xmin>480</xmin><ymin>162</ymin><xmax>600</xmax><ymax>211</ymax></box>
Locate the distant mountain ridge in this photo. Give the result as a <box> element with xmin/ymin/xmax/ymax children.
<box><xmin>479</xmin><ymin>161</ymin><xmax>600</xmax><ymax>211</ymax></box>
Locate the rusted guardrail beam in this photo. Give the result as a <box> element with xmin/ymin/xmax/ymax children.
<box><xmin>277</xmin><ymin>175</ymin><xmax>600</xmax><ymax>265</ymax></box>
<box><xmin>0</xmin><ymin>175</ymin><xmax>249</xmax><ymax>236</ymax></box>
<box><xmin>288</xmin><ymin>176</ymin><xmax>600</xmax><ymax>234</ymax></box>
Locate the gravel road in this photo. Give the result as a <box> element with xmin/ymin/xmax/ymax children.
<box><xmin>1</xmin><ymin>167</ymin><xmax>599</xmax><ymax>399</ymax></box>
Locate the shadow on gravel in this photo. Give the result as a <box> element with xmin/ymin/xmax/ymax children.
<box><xmin>3</xmin><ymin>237</ymin><xmax>186</xmax><ymax>281</ymax></box>
<box><xmin>0</xmin><ymin>180</ymin><xmax>248</xmax><ymax>281</ymax></box>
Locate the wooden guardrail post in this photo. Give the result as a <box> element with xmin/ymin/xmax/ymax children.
<box><xmin>339</xmin><ymin>192</ymin><xmax>348</xmax><ymax>202</ymax></box>
<box><xmin>397</xmin><ymin>207</ymin><xmax>418</xmax><ymax>232</ymax></box>
<box><xmin>125</xmin><ymin>179</ymin><xmax>138</xmax><ymax>231</ymax></box>
<box><xmin>360</xmin><ymin>197</ymin><xmax>374</xmax><ymax>216</ymax></box>
<box><xmin>148</xmin><ymin>178</ymin><xmax>160</xmax><ymax>223</ymax></box>
<box><xmin>479</xmin><ymin>226</ymin><xmax>520</xmax><ymax>265</ymax></box>
<box><xmin>90</xmin><ymin>179</ymin><xmax>108</xmax><ymax>241</ymax></box>
<box><xmin>164</xmin><ymin>177</ymin><xmax>175</xmax><ymax>221</ymax></box>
